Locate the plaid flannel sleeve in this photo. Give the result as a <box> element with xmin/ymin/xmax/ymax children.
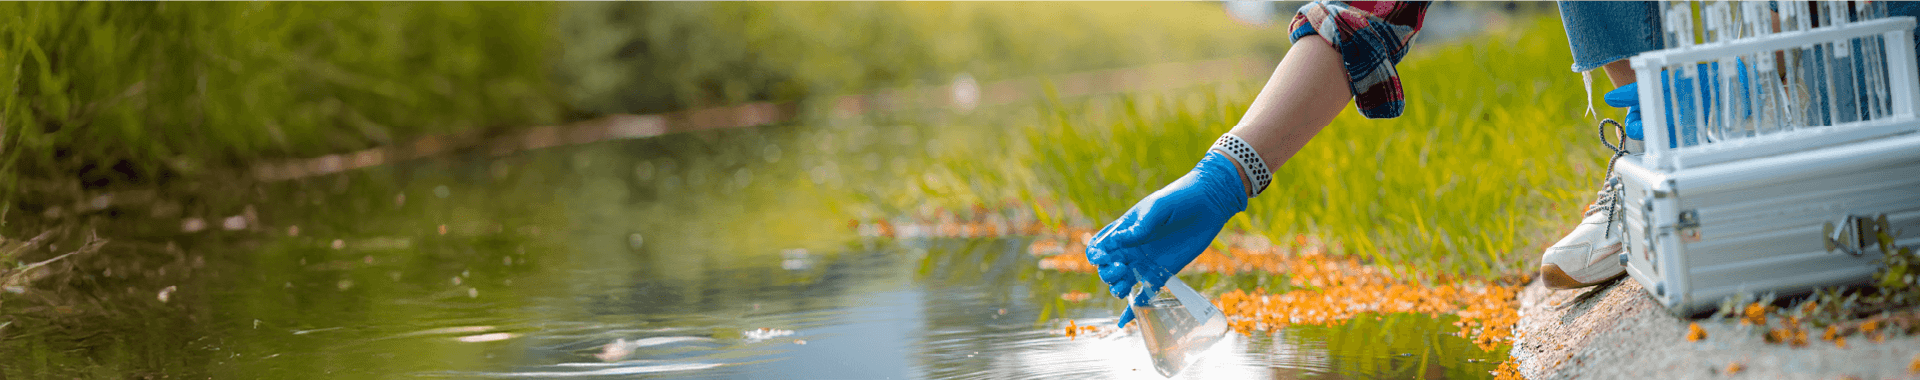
<box><xmin>1289</xmin><ymin>1</ymin><xmax>1430</xmax><ymax>119</ymax></box>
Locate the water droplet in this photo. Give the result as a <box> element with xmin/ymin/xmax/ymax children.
<box><xmin>433</xmin><ymin>185</ymin><xmax>450</xmax><ymax>199</ymax></box>
<box><xmin>951</xmin><ymin>73</ymin><xmax>980</xmax><ymax>111</ymax></box>
<box><xmin>157</xmin><ymin>286</ymin><xmax>177</xmax><ymax>303</ymax></box>
<box><xmin>628</xmin><ymin>233</ymin><xmax>645</xmax><ymax>250</ymax></box>
<box><xmin>331</xmin><ymin>239</ymin><xmax>346</xmax><ymax>250</ymax></box>
<box><xmin>222</xmin><ymin>216</ymin><xmax>248</xmax><ymax>231</ymax></box>
<box><xmin>182</xmin><ymin>218</ymin><xmax>207</xmax><ymax>233</ymax></box>
<box><xmin>468</xmin><ymin>288</ymin><xmax>479</xmax><ymax>298</ymax></box>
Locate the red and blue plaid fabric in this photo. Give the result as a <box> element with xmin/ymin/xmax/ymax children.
<box><xmin>1289</xmin><ymin>1</ymin><xmax>1430</xmax><ymax>119</ymax></box>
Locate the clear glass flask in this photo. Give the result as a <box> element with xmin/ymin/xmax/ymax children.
<box><xmin>1128</xmin><ymin>275</ymin><xmax>1229</xmax><ymax>377</ymax></box>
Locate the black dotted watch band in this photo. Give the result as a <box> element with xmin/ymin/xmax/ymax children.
<box><xmin>1210</xmin><ymin>133</ymin><xmax>1271</xmax><ymax>198</ymax></box>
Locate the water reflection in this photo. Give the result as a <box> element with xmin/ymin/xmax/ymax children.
<box><xmin>3</xmin><ymin>121</ymin><xmax>1500</xmax><ymax>378</ymax></box>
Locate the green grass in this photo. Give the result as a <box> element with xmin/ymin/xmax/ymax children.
<box><xmin>0</xmin><ymin>3</ymin><xmax>564</xmax><ymax>192</ymax></box>
<box><xmin>949</xmin><ymin>16</ymin><xmax>1620</xmax><ymax>279</ymax></box>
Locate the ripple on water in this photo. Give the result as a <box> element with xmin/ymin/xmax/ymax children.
<box><xmin>411</xmin><ymin>318</ymin><xmax>806</xmax><ymax>379</ymax></box>
<box><xmin>912</xmin><ymin>317</ymin><xmax>1296</xmax><ymax>380</ymax></box>
<box><xmin>423</xmin><ymin>362</ymin><xmax>725</xmax><ymax>378</ymax></box>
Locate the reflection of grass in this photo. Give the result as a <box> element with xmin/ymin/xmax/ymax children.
<box><xmin>954</xmin><ymin>16</ymin><xmax>1611</xmax><ymax>279</ymax></box>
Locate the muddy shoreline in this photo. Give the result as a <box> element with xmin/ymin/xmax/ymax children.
<box><xmin>1512</xmin><ymin>277</ymin><xmax>1920</xmax><ymax>379</ymax></box>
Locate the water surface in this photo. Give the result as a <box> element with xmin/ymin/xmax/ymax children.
<box><xmin>3</xmin><ymin>122</ymin><xmax>1502</xmax><ymax>379</ymax></box>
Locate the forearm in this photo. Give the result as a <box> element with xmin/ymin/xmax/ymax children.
<box><xmin>1226</xmin><ymin>35</ymin><xmax>1352</xmax><ymax>173</ymax></box>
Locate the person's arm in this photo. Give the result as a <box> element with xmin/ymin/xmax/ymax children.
<box><xmin>1224</xmin><ymin>35</ymin><xmax>1352</xmax><ymax>193</ymax></box>
<box><xmin>1083</xmin><ymin>37</ymin><xmax>1354</xmax><ymax>328</ymax></box>
<box><xmin>1087</xmin><ymin>1</ymin><xmax>1428</xmax><ymax>329</ymax></box>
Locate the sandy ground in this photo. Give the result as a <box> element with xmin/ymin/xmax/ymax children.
<box><xmin>1512</xmin><ymin>277</ymin><xmax>1920</xmax><ymax>379</ymax></box>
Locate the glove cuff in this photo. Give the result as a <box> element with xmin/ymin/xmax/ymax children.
<box><xmin>1209</xmin><ymin>133</ymin><xmax>1271</xmax><ymax>198</ymax></box>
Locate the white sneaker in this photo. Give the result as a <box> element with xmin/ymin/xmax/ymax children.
<box><xmin>1540</xmin><ymin>176</ymin><xmax>1626</xmax><ymax>289</ymax></box>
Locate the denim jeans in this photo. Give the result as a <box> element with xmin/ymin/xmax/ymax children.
<box><xmin>1557</xmin><ymin>1</ymin><xmax>1665</xmax><ymax>73</ymax></box>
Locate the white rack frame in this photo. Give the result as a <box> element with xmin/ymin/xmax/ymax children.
<box><xmin>1629</xmin><ymin>17</ymin><xmax>1919</xmax><ymax>171</ymax></box>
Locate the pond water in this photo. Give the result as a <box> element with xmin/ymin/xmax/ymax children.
<box><xmin>3</xmin><ymin>120</ymin><xmax>1503</xmax><ymax>379</ymax></box>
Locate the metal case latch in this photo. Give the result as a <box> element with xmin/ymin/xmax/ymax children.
<box><xmin>1825</xmin><ymin>214</ymin><xmax>1886</xmax><ymax>256</ymax></box>
<box><xmin>1677</xmin><ymin>210</ymin><xmax>1701</xmax><ymax>242</ymax></box>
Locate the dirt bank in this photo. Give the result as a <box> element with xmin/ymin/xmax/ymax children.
<box><xmin>1512</xmin><ymin>278</ymin><xmax>1920</xmax><ymax>379</ymax></box>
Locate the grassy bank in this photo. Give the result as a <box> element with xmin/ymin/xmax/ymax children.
<box><xmin>0</xmin><ymin>3</ymin><xmax>565</xmax><ymax>197</ymax></box>
<box><xmin>945</xmin><ymin>16</ymin><xmax>1617</xmax><ymax>279</ymax></box>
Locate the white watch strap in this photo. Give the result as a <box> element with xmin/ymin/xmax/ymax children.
<box><xmin>1210</xmin><ymin>133</ymin><xmax>1271</xmax><ymax>198</ymax></box>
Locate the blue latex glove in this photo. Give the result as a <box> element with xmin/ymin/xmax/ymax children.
<box><xmin>1085</xmin><ymin>150</ymin><xmax>1249</xmax><ymax>328</ymax></box>
<box><xmin>1603</xmin><ymin>82</ymin><xmax>1645</xmax><ymax>141</ymax></box>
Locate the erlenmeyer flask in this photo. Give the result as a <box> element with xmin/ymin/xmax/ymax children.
<box><xmin>1128</xmin><ymin>276</ymin><xmax>1229</xmax><ymax>377</ymax></box>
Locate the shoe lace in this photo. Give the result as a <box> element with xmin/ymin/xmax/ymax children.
<box><xmin>1594</xmin><ymin>119</ymin><xmax>1630</xmax><ymax>238</ymax></box>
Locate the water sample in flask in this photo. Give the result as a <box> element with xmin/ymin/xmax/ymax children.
<box><xmin>1128</xmin><ymin>275</ymin><xmax>1229</xmax><ymax>378</ymax></box>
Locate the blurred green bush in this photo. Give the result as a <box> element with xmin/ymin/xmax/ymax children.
<box><xmin>0</xmin><ymin>2</ymin><xmax>564</xmax><ymax>194</ymax></box>
<box><xmin>554</xmin><ymin>2</ymin><xmax>1289</xmax><ymax>116</ymax></box>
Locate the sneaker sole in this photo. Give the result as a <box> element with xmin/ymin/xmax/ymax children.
<box><xmin>1540</xmin><ymin>263</ymin><xmax>1625</xmax><ymax>289</ymax></box>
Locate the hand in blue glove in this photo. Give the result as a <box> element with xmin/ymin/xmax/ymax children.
<box><xmin>1604</xmin><ymin>82</ymin><xmax>1645</xmax><ymax>141</ymax></box>
<box><xmin>1085</xmin><ymin>150</ymin><xmax>1249</xmax><ymax>328</ymax></box>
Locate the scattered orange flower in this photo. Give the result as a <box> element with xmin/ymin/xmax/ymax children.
<box><xmin>1492</xmin><ymin>359</ymin><xmax>1523</xmax><ymax>380</ymax></box>
<box><xmin>1063</xmin><ymin>319</ymin><xmax>1102</xmax><ymax>340</ymax></box>
<box><xmin>1022</xmin><ymin>228</ymin><xmax>1522</xmax><ymax>351</ymax></box>
<box><xmin>1060</xmin><ymin>291</ymin><xmax>1092</xmax><ymax>302</ymax></box>
<box><xmin>1765</xmin><ymin>328</ymin><xmax>1790</xmax><ymax>344</ymax></box>
<box><xmin>1209</xmin><ymin>249</ymin><xmax>1521</xmax><ymax>351</ymax></box>
<box><xmin>1742</xmin><ymin>302</ymin><xmax>1770</xmax><ymax>326</ymax></box>
<box><xmin>1687</xmin><ymin>323</ymin><xmax>1707</xmax><ymax>342</ymax></box>
<box><xmin>1725</xmin><ymin>361</ymin><xmax>1744</xmax><ymax>375</ymax></box>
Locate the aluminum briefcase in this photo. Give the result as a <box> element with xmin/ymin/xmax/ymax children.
<box><xmin>1615</xmin><ymin>2</ymin><xmax>1920</xmax><ymax>315</ymax></box>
